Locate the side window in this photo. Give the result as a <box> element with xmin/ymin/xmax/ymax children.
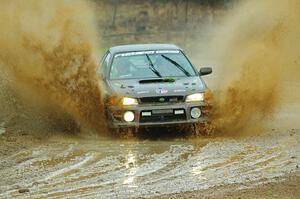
<box><xmin>97</xmin><ymin>52</ymin><xmax>111</xmax><ymax>77</ymax></box>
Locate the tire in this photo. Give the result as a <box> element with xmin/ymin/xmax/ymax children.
<box><xmin>112</xmin><ymin>127</ymin><xmax>136</xmax><ymax>138</ymax></box>
<box><xmin>188</xmin><ymin>123</ymin><xmax>201</xmax><ymax>137</ymax></box>
<box><xmin>188</xmin><ymin>121</ymin><xmax>214</xmax><ymax>137</ymax></box>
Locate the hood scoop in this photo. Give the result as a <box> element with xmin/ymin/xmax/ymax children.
<box><xmin>139</xmin><ymin>78</ymin><xmax>175</xmax><ymax>84</ymax></box>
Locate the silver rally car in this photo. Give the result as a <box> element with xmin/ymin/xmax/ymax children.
<box><xmin>98</xmin><ymin>44</ymin><xmax>212</xmax><ymax>134</ymax></box>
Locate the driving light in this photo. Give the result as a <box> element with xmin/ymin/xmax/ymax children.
<box><xmin>185</xmin><ymin>93</ymin><xmax>204</xmax><ymax>102</ymax></box>
<box><xmin>141</xmin><ymin>111</ymin><xmax>152</xmax><ymax>116</ymax></box>
<box><xmin>123</xmin><ymin>111</ymin><xmax>135</xmax><ymax>122</ymax></box>
<box><xmin>174</xmin><ymin>109</ymin><xmax>184</xmax><ymax>115</ymax></box>
<box><xmin>122</xmin><ymin>97</ymin><xmax>138</xmax><ymax>106</ymax></box>
<box><xmin>190</xmin><ymin>107</ymin><xmax>201</xmax><ymax>119</ymax></box>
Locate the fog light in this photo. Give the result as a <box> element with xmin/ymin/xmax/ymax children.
<box><xmin>124</xmin><ymin>111</ymin><xmax>135</xmax><ymax>122</ymax></box>
<box><xmin>174</xmin><ymin>110</ymin><xmax>184</xmax><ymax>115</ymax></box>
<box><xmin>142</xmin><ymin>111</ymin><xmax>151</xmax><ymax>117</ymax></box>
<box><xmin>190</xmin><ymin>107</ymin><xmax>201</xmax><ymax>119</ymax></box>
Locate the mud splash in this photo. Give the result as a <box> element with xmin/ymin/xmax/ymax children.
<box><xmin>205</xmin><ymin>0</ymin><xmax>300</xmax><ymax>135</ymax></box>
<box><xmin>0</xmin><ymin>1</ymin><xmax>106</xmax><ymax>133</ymax></box>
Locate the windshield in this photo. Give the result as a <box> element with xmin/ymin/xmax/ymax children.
<box><xmin>109</xmin><ymin>50</ymin><xmax>197</xmax><ymax>80</ymax></box>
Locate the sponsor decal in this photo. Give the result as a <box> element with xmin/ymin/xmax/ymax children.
<box><xmin>155</xmin><ymin>88</ymin><xmax>168</xmax><ymax>94</ymax></box>
<box><xmin>137</xmin><ymin>90</ymin><xmax>150</xmax><ymax>94</ymax></box>
<box><xmin>159</xmin><ymin>97</ymin><xmax>165</xmax><ymax>102</ymax></box>
<box><xmin>115</xmin><ymin>50</ymin><xmax>180</xmax><ymax>58</ymax></box>
<box><xmin>115</xmin><ymin>51</ymin><xmax>155</xmax><ymax>58</ymax></box>
<box><xmin>174</xmin><ymin>89</ymin><xmax>186</xmax><ymax>92</ymax></box>
<box><xmin>155</xmin><ymin>50</ymin><xmax>180</xmax><ymax>54</ymax></box>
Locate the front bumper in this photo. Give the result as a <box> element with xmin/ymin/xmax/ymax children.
<box><xmin>106</xmin><ymin>102</ymin><xmax>211</xmax><ymax>128</ymax></box>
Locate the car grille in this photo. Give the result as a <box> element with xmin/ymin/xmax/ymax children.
<box><xmin>139</xmin><ymin>96</ymin><xmax>184</xmax><ymax>104</ymax></box>
<box><xmin>140</xmin><ymin>109</ymin><xmax>186</xmax><ymax>123</ymax></box>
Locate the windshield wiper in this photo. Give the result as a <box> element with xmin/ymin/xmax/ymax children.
<box><xmin>161</xmin><ymin>55</ymin><xmax>191</xmax><ymax>76</ymax></box>
<box><xmin>145</xmin><ymin>54</ymin><xmax>162</xmax><ymax>78</ymax></box>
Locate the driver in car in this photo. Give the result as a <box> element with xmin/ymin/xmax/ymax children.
<box><xmin>112</xmin><ymin>57</ymin><xmax>133</xmax><ymax>79</ymax></box>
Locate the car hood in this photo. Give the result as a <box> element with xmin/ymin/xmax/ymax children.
<box><xmin>107</xmin><ymin>77</ymin><xmax>206</xmax><ymax>98</ymax></box>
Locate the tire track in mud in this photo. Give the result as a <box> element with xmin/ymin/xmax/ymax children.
<box><xmin>0</xmin><ymin>130</ymin><xmax>299</xmax><ymax>199</ymax></box>
<box><xmin>33</xmin><ymin>145</ymin><xmax>194</xmax><ymax>198</ymax></box>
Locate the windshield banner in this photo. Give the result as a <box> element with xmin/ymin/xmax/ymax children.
<box><xmin>115</xmin><ymin>50</ymin><xmax>180</xmax><ymax>58</ymax></box>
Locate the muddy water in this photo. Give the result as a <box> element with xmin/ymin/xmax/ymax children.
<box><xmin>0</xmin><ymin>0</ymin><xmax>106</xmax><ymax>133</ymax></box>
<box><xmin>0</xmin><ymin>125</ymin><xmax>299</xmax><ymax>198</ymax></box>
<box><xmin>1</xmin><ymin>81</ymin><xmax>300</xmax><ymax>198</ymax></box>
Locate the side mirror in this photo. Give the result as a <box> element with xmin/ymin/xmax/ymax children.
<box><xmin>199</xmin><ymin>67</ymin><xmax>212</xmax><ymax>76</ymax></box>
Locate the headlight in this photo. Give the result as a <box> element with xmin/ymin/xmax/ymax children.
<box><xmin>123</xmin><ymin>111</ymin><xmax>135</xmax><ymax>122</ymax></box>
<box><xmin>122</xmin><ymin>97</ymin><xmax>138</xmax><ymax>106</ymax></box>
<box><xmin>185</xmin><ymin>93</ymin><xmax>204</xmax><ymax>102</ymax></box>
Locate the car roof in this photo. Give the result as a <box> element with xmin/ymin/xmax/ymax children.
<box><xmin>109</xmin><ymin>44</ymin><xmax>181</xmax><ymax>55</ymax></box>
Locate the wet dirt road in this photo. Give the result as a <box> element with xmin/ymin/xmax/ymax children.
<box><xmin>0</xmin><ymin>126</ymin><xmax>299</xmax><ymax>198</ymax></box>
<box><xmin>0</xmin><ymin>82</ymin><xmax>300</xmax><ymax>199</ymax></box>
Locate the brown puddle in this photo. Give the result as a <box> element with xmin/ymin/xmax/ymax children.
<box><xmin>0</xmin><ymin>128</ymin><xmax>299</xmax><ymax>198</ymax></box>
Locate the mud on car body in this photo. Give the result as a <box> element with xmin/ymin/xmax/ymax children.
<box><xmin>98</xmin><ymin>44</ymin><xmax>212</xmax><ymax>135</ymax></box>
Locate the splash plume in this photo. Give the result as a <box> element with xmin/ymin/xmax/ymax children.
<box><xmin>0</xmin><ymin>0</ymin><xmax>106</xmax><ymax>133</ymax></box>
<box><xmin>206</xmin><ymin>0</ymin><xmax>300</xmax><ymax>134</ymax></box>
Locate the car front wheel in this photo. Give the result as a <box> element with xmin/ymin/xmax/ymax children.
<box><xmin>111</xmin><ymin>127</ymin><xmax>136</xmax><ymax>138</ymax></box>
<box><xmin>188</xmin><ymin>122</ymin><xmax>214</xmax><ymax>137</ymax></box>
